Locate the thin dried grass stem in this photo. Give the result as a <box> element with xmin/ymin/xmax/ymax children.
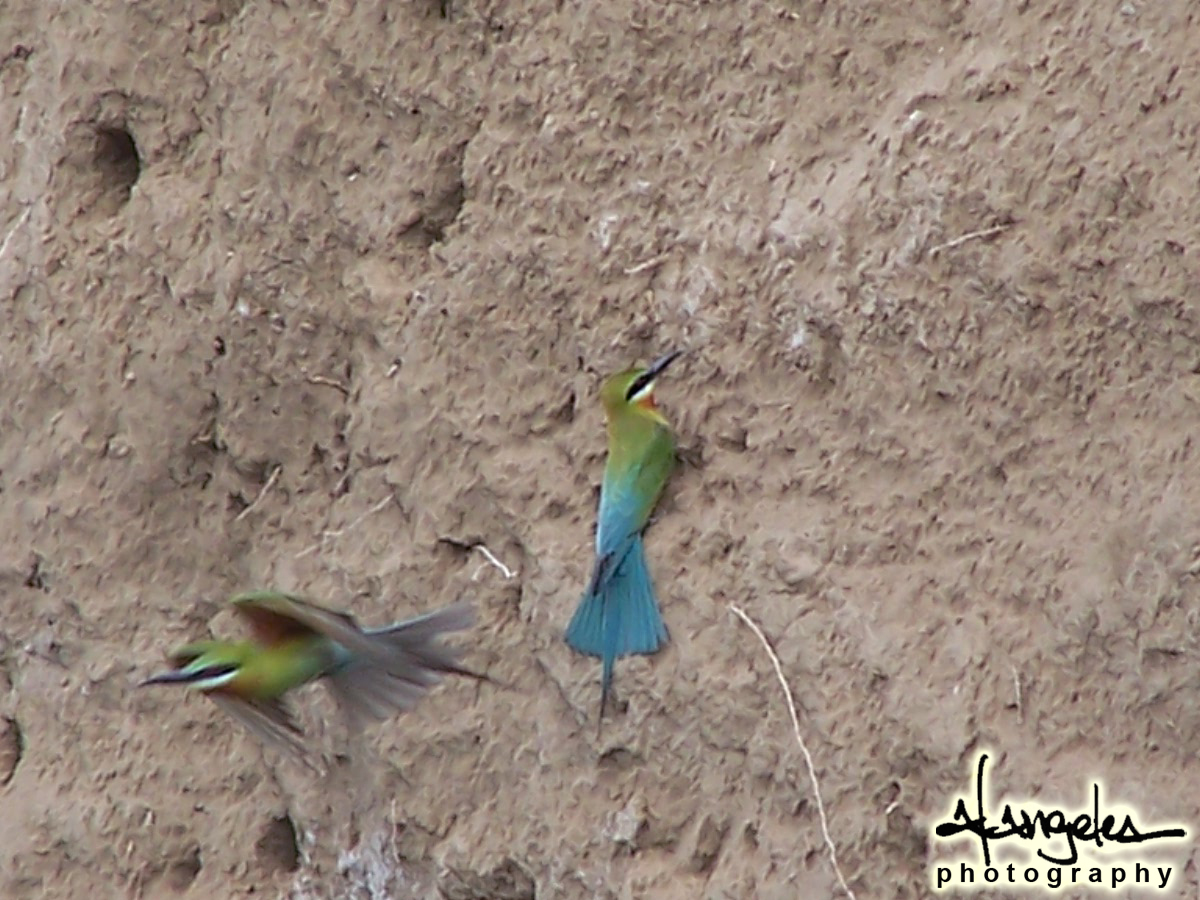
<box><xmin>928</xmin><ymin>223</ymin><xmax>1009</xmax><ymax>257</ymax></box>
<box><xmin>295</xmin><ymin>494</ymin><xmax>396</xmax><ymax>558</ymax></box>
<box><xmin>730</xmin><ymin>603</ymin><xmax>856</xmax><ymax>900</ymax></box>
<box><xmin>235</xmin><ymin>465</ymin><xmax>282</xmax><ymax>522</ymax></box>
<box><xmin>474</xmin><ymin>543</ymin><xmax>515</xmax><ymax>579</ymax></box>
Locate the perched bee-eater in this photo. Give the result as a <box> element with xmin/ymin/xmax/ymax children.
<box><xmin>141</xmin><ymin>590</ymin><xmax>477</xmax><ymax>757</ymax></box>
<box><xmin>566</xmin><ymin>350</ymin><xmax>681</xmax><ymax>720</ymax></box>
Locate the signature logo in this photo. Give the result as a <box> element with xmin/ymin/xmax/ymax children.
<box><xmin>935</xmin><ymin>752</ymin><xmax>1186</xmax><ymax>865</ymax></box>
<box><xmin>930</xmin><ymin>752</ymin><xmax>1187</xmax><ymax>892</ymax></box>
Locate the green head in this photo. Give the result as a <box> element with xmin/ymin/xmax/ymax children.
<box><xmin>140</xmin><ymin>641</ymin><xmax>253</xmax><ymax>692</ymax></box>
<box><xmin>599</xmin><ymin>350</ymin><xmax>682</xmax><ymax>420</ymax></box>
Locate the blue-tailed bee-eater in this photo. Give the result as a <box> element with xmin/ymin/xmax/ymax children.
<box><xmin>565</xmin><ymin>350</ymin><xmax>681</xmax><ymax>720</ymax></box>
<box><xmin>141</xmin><ymin>590</ymin><xmax>477</xmax><ymax>757</ymax></box>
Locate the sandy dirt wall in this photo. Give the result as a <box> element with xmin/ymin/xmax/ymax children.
<box><xmin>2</xmin><ymin>1</ymin><xmax>1200</xmax><ymax>898</ymax></box>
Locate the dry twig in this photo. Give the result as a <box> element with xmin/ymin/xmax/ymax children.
<box><xmin>235</xmin><ymin>465</ymin><xmax>282</xmax><ymax>522</ymax></box>
<box><xmin>623</xmin><ymin>254</ymin><xmax>668</xmax><ymax>275</ymax></box>
<box><xmin>304</xmin><ymin>373</ymin><xmax>350</xmax><ymax>396</ymax></box>
<box><xmin>1010</xmin><ymin>664</ymin><xmax>1023</xmax><ymax>723</ymax></box>
<box><xmin>0</xmin><ymin>207</ymin><xmax>31</xmax><ymax>263</ymax></box>
<box><xmin>473</xmin><ymin>543</ymin><xmax>515</xmax><ymax>580</ymax></box>
<box><xmin>295</xmin><ymin>494</ymin><xmax>396</xmax><ymax>558</ymax></box>
<box><xmin>928</xmin><ymin>224</ymin><xmax>1010</xmax><ymax>258</ymax></box>
<box><xmin>730</xmin><ymin>604</ymin><xmax>856</xmax><ymax>900</ymax></box>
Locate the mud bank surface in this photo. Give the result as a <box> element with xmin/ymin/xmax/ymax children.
<box><xmin>2</xmin><ymin>2</ymin><xmax>1200</xmax><ymax>898</ymax></box>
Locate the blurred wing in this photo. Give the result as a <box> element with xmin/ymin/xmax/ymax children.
<box><xmin>364</xmin><ymin>601</ymin><xmax>480</xmax><ymax>681</ymax></box>
<box><xmin>164</xmin><ymin>640</ymin><xmax>220</xmax><ymax>669</ymax></box>
<box><xmin>232</xmin><ymin>591</ymin><xmax>393</xmax><ymax>664</ymax></box>
<box><xmin>328</xmin><ymin>601</ymin><xmax>480</xmax><ymax>731</ymax></box>
<box><xmin>329</xmin><ymin>664</ymin><xmax>443</xmax><ymax>732</ymax></box>
<box><xmin>231</xmin><ymin>591</ymin><xmax>324</xmax><ymax>644</ymax></box>
<box><xmin>209</xmin><ymin>692</ymin><xmax>309</xmax><ymax>761</ymax></box>
<box><xmin>370</xmin><ymin>601</ymin><xmax>476</xmax><ymax>644</ymax></box>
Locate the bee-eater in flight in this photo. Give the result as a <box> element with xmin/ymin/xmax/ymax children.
<box><xmin>565</xmin><ymin>350</ymin><xmax>681</xmax><ymax>721</ymax></box>
<box><xmin>141</xmin><ymin>590</ymin><xmax>477</xmax><ymax>758</ymax></box>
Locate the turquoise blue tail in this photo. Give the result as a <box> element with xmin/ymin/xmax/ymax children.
<box><xmin>565</xmin><ymin>536</ymin><xmax>668</xmax><ymax>717</ymax></box>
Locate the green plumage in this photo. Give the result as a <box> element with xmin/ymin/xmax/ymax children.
<box><xmin>141</xmin><ymin>591</ymin><xmax>477</xmax><ymax>758</ymax></box>
<box><xmin>566</xmin><ymin>351</ymin><xmax>682</xmax><ymax>721</ymax></box>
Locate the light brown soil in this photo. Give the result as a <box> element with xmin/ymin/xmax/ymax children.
<box><xmin>3</xmin><ymin>1</ymin><xmax>1200</xmax><ymax>898</ymax></box>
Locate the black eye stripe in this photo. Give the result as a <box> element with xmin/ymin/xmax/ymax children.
<box><xmin>625</xmin><ymin>372</ymin><xmax>653</xmax><ymax>401</ymax></box>
<box><xmin>189</xmin><ymin>662</ymin><xmax>239</xmax><ymax>682</ymax></box>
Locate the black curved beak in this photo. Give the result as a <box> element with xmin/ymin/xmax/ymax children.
<box><xmin>139</xmin><ymin>664</ymin><xmax>237</xmax><ymax>687</ymax></box>
<box><xmin>139</xmin><ymin>670</ymin><xmax>194</xmax><ymax>687</ymax></box>
<box><xmin>624</xmin><ymin>350</ymin><xmax>685</xmax><ymax>402</ymax></box>
<box><xmin>645</xmin><ymin>349</ymin><xmax>683</xmax><ymax>380</ymax></box>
